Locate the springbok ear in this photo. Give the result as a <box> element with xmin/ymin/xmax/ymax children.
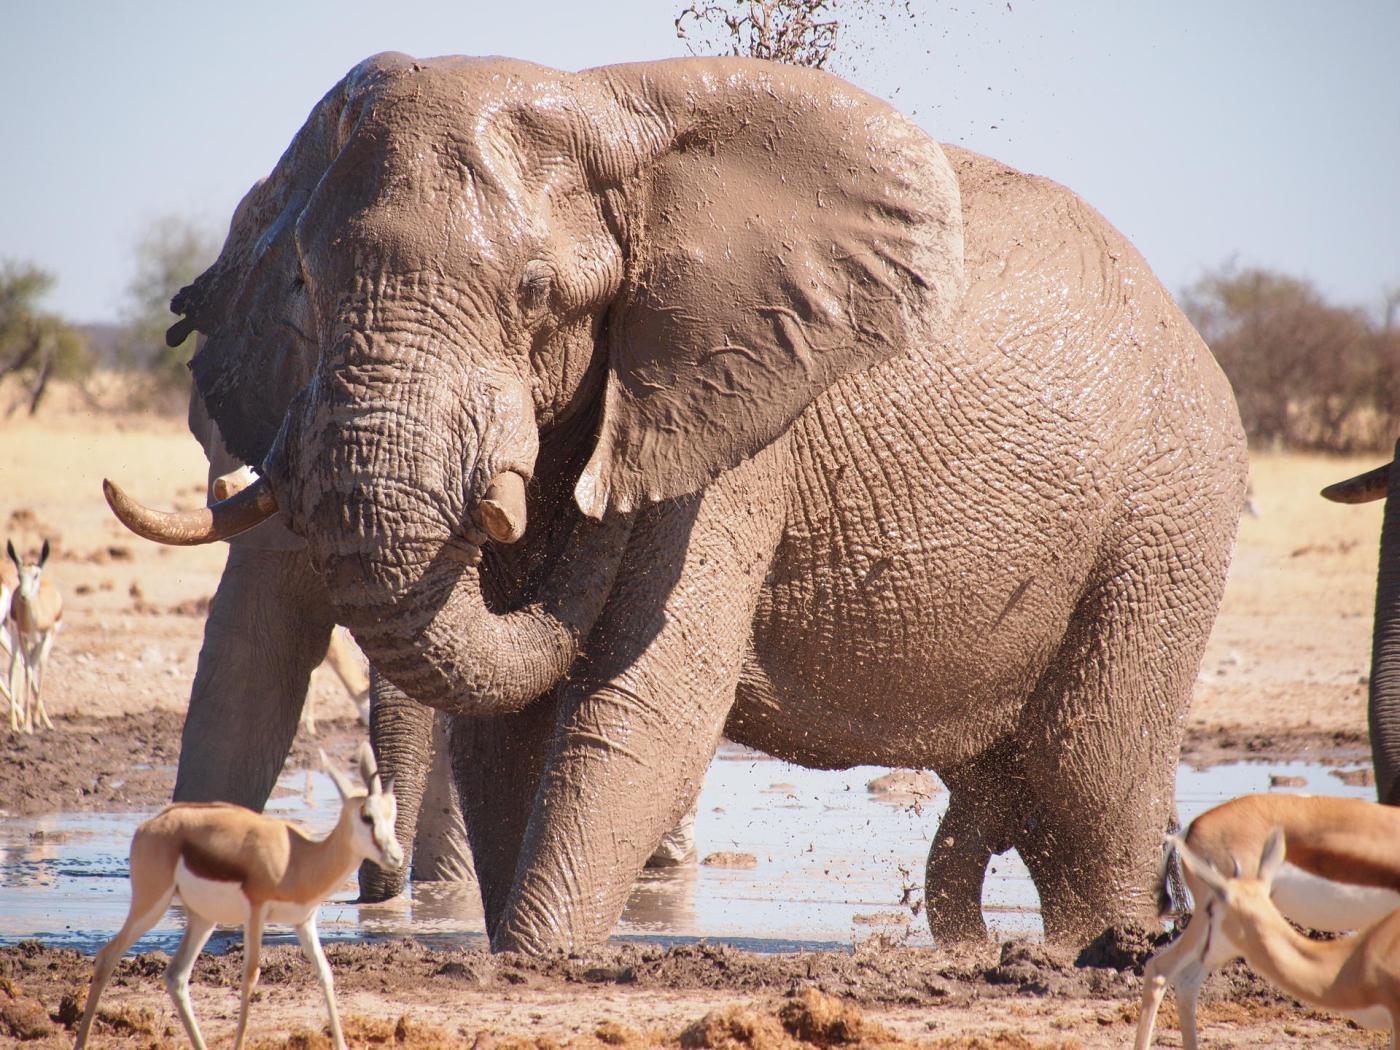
<box><xmin>573</xmin><ymin>58</ymin><xmax>964</xmax><ymax>518</ymax></box>
<box><xmin>1173</xmin><ymin>836</ymin><xmax>1231</xmax><ymax>900</ymax></box>
<box><xmin>6</xmin><ymin>541</ymin><xmax>17</xmax><ymax>569</ymax></box>
<box><xmin>1257</xmin><ymin>826</ymin><xmax>1287</xmax><ymax>885</ymax></box>
<box><xmin>321</xmin><ymin>748</ymin><xmax>356</xmax><ymax>801</ymax></box>
<box><xmin>38</xmin><ymin>539</ymin><xmax>49</xmax><ymax>568</ymax></box>
<box><xmin>182</xmin><ymin>52</ymin><xmax>413</xmax><ymax>471</ymax></box>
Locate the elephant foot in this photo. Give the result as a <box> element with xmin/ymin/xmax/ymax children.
<box><xmin>357</xmin><ymin>858</ymin><xmax>408</xmax><ymax>903</ymax></box>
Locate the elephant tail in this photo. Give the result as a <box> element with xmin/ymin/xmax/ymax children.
<box><xmin>1156</xmin><ymin>816</ymin><xmax>1190</xmax><ymax>920</ymax></box>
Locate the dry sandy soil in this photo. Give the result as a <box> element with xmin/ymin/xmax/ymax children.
<box><xmin>0</xmin><ymin>384</ymin><xmax>1391</xmax><ymax>1048</ymax></box>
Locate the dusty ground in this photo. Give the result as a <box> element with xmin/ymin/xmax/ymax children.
<box><xmin>0</xmin><ymin>386</ymin><xmax>1391</xmax><ymax>1047</ymax></box>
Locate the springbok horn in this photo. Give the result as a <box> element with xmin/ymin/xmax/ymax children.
<box><xmin>1321</xmin><ymin>461</ymin><xmax>1391</xmax><ymax>504</ymax></box>
<box><xmin>103</xmin><ymin>475</ymin><xmax>278</xmax><ymax>546</ymax></box>
<box><xmin>473</xmin><ymin>471</ymin><xmax>528</xmax><ymax>544</ymax></box>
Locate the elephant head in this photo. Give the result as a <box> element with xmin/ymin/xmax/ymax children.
<box><xmin>105</xmin><ymin>53</ymin><xmax>964</xmax><ymax>715</ymax></box>
<box><xmin>1325</xmin><ymin>444</ymin><xmax>1400</xmax><ymax>805</ymax></box>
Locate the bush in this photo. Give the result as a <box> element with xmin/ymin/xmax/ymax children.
<box><xmin>1182</xmin><ymin>264</ymin><xmax>1400</xmax><ymax>453</ymax></box>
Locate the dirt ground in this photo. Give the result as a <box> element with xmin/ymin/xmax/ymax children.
<box><xmin>0</xmin><ymin>386</ymin><xmax>1392</xmax><ymax>1047</ymax></box>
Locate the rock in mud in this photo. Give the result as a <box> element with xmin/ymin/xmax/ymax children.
<box><xmin>1330</xmin><ymin>767</ymin><xmax>1375</xmax><ymax>787</ymax></box>
<box><xmin>864</xmin><ymin>770</ymin><xmax>940</xmax><ymax>801</ymax></box>
<box><xmin>1268</xmin><ymin>774</ymin><xmax>1307</xmax><ymax>788</ymax></box>
<box><xmin>702</xmin><ymin>851</ymin><xmax>758</xmax><ymax>868</ymax></box>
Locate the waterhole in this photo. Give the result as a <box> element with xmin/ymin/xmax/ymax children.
<box><xmin>0</xmin><ymin>745</ymin><xmax>1375</xmax><ymax>954</ymax></box>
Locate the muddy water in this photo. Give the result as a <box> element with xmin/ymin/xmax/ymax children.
<box><xmin>0</xmin><ymin>744</ymin><xmax>1375</xmax><ymax>954</ymax></box>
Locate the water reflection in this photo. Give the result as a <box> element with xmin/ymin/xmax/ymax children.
<box><xmin>0</xmin><ymin>747</ymin><xmax>1376</xmax><ymax>954</ymax></box>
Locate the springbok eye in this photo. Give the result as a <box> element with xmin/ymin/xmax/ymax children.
<box><xmin>361</xmin><ymin>811</ymin><xmax>373</xmax><ymax>826</ymax></box>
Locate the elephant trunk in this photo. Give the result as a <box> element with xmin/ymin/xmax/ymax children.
<box><xmin>1371</xmin><ymin>438</ymin><xmax>1400</xmax><ymax>805</ymax></box>
<box><xmin>329</xmin><ymin>515</ymin><xmax>627</xmax><ymax>713</ymax></box>
<box><xmin>265</xmin><ymin>361</ymin><xmax>629</xmax><ymax>716</ymax></box>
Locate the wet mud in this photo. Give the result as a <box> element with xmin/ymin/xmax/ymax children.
<box><xmin>0</xmin><ymin>935</ymin><xmax>1363</xmax><ymax>1050</ymax></box>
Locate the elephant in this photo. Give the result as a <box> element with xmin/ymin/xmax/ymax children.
<box><xmin>105</xmin><ymin>52</ymin><xmax>1247</xmax><ymax>952</ymax></box>
<box><xmin>1323</xmin><ymin>445</ymin><xmax>1400</xmax><ymax>806</ymax></box>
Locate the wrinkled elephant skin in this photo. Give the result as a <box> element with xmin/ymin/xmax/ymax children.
<box><xmin>110</xmin><ymin>54</ymin><xmax>1247</xmax><ymax>953</ymax></box>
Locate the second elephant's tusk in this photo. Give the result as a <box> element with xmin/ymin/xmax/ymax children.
<box><xmin>1321</xmin><ymin>461</ymin><xmax>1392</xmax><ymax>504</ymax></box>
<box><xmin>103</xmin><ymin>475</ymin><xmax>279</xmax><ymax>545</ymax></box>
<box><xmin>473</xmin><ymin>471</ymin><xmax>528</xmax><ymax>544</ymax></box>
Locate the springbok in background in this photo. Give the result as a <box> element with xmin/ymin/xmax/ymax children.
<box><xmin>74</xmin><ymin>742</ymin><xmax>403</xmax><ymax>1050</ymax></box>
<box><xmin>0</xmin><ymin>552</ymin><xmax>16</xmax><ymax>717</ymax></box>
<box><xmin>1136</xmin><ymin>793</ymin><xmax>1400</xmax><ymax>1050</ymax></box>
<box><xmin>8</xmin><ymin>539</ymin><xmax>61</xmax><ymax>733</ymax></box>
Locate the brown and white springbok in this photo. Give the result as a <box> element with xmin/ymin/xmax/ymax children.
<box><xmin>8</xmin><ymin>539</ymin><xmax>61</xmax><ymax>733</ymax></box>
<box><xmin>1136</xmin><ymin>793</ymin><xmax>1400</xmax><ymax>1050</ymax></box>
<box><xmin>73</xmin><ymin>743</ymin><xmax>403</xmax><ymax>1050</ymax></box>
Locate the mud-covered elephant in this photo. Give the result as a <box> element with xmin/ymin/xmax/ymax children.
<box><xmin>1323</xmin><ymin>446</ymin><xmax>1400</xmax><ymax>806</ymax></box>
<box><xmin>106</xmin><ymin>53</ymin><xmax>1246</xmax><ymax>952</ymax></box>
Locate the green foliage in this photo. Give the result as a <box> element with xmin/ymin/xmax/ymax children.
<box><xmin>0</xmin><ymin>260</ymin><xmax>92</xmax><ymax>415</ymax></box>
<box><xmin>1184</xmin><ymin>263</ymin><xmax>1400</xmax><ymax>452</ymax></box>
<box><xmin>120</xmin><ymin>215</ymin><xmax>218</xmax><ymax>391</ymax></box>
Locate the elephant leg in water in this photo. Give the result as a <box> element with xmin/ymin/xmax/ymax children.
<box><xmin>365</xmin><ymin>677</ymin><xmax>696</xmax><ymax>907</ymax></box>
<box><xmin>174</xmin><ymin>546</ymin><xmax>336</xmax><ymax>806</ymax></box>
<box><xmin>361</xmin><ymin>671</ymin><xmax>475</xmax><ymax>901</ymax></box>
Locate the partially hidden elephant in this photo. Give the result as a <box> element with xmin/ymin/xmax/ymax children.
<box><xmin>1323</xmin><ymin>444</ymin><xmax>1400</xmax><ymax>806</ymax></box>
<box><xmin>180</xmin><ymin>385</ymin><xmax>475</xmax><ymax>898</ymax></box>
<box><xmin>106</xmin><ymin>53</ymin><xmax>1247</xmax><ymax>952</ymax></box>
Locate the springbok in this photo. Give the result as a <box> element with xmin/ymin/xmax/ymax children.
<box><xmin>0</xmin><ymin>552</ymin><xmax>17</xmax><ymax>718</ymax></box>
<box><xmin>213</xmin><ymin>467</ymin><xmax>371</xmax><ymax>732</ymax></box>
<box><xmin>8</xmin><ymin>539</ymin><xmax>61</xmax><ymax>733</ymax></box>
<box><xmin>1135</xmin><ymin>793</ymin><xmax>1400</xmax><ymax>1050</ymax></box>
<box><xmin>73</xmin><ymin>743</ymin><xmax>403</xmax><ymax>1050</ymax></box>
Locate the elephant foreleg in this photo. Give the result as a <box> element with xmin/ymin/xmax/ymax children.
<box><xmin>361</xmin><ymin>673</ymin><xmax>477</xmax><ymax>902</ymax></box>
<box><xmin>451</xmin><ymin>701</ymin><xmax>558</xmax><ymax>939</ymax></box>
<box><xmin>494</xmin><ymin>454</ymin><xmax>786</xmax><ymax>954</ymax></box>
<box><xmin>174</xmin><ymin>546</ymin><xmax>335</xmax><ymax>807</ymax></box>
<box><xmin>360</xmin><ymin>670</ymin><xmax>435</xmax><ymax>901</ymax></box>
<box><xmin>411</xmin><ymin>713</ymin><xmax>476</xmax><ymax>884</ymax></box>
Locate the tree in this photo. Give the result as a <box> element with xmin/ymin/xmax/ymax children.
<box><xmin>120</xmin><ymin>215</ymin><xmax>218</xmax><ymax>391</ymax></box>
<box><xmin>1183</xmin><ymin>263</ymin><xmax>1394</xmax><ymax>452</ymax></box>
<box><xmin>0</xmin><ymin>261</ymin><xmax>92</xmax><ymax>415</ymax></box>
<box><xmin>675</xmin><ymin>0</ymin><xmax>916</xmax><ymax>73</ymax></box>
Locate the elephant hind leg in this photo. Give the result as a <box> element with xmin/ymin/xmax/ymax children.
<box><xmin>1011</xmin><ymin>547</ymin><xmax>1219</xmax><ymax>944</ymax></box>
<box><xmin>925</xmin><ymin>742</ymin><xmax>1023</xmax><ymax>944</ymax></box>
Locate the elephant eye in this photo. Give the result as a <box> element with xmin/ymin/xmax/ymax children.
<box><xmin>518</xmin><ymin>261</ymin><xmax>554</xmax><ymax>317</ymax></box>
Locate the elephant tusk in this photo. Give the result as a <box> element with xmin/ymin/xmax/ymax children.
<box><xmin>1321</xmin><ymin>461</ymin><xmax>1392</xmax><ymax>504</ymax></box>
<box><xmin>473</xmin><ymin>471</ymin><xmax>528</xmax><ymax>544</ymax></box>
<box><xmin>103</xmin><ymin>475</ymin><xmax>279</xmax><ymax>545</ymax></box>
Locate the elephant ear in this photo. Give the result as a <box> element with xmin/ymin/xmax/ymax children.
<box><xmin>573</xmin><ymin>58</ymin><xmax>964</xmax><ymax>518</ymax></box>
<box><xmin>177</xmin><ymin>52</ymin><xmax>412</xmax><ymax>470</ymax></box>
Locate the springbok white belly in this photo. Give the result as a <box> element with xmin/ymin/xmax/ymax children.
<box><xmin>174</xmin><ymin>859</ymin><xmax>318</xmax><ymax>927</ymax></box>
<box><xmin>174</xmin><ymin>858</ymin><xmax>249</xmax><ymax>926</ymax></box>
<box><xmin>1271</xmin><ymin>861</ymin><xmax>1400</xmax><ymax>933</ymax></box>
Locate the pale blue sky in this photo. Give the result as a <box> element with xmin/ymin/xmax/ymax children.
<box><xmin>4</xmin><ymin>0</ymin><xmax>1397</xmax><ymax>322</ymax></box>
